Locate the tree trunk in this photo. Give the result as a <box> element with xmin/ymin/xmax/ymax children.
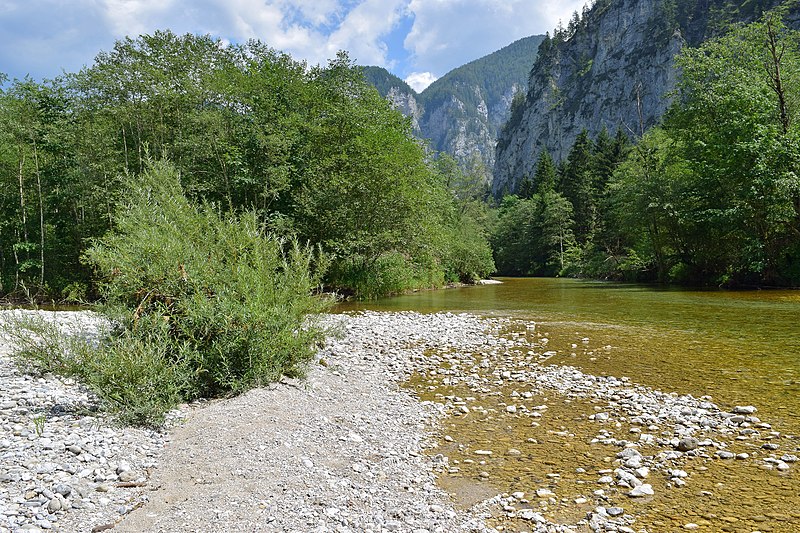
<box><xmin>32</xmin><ymin>138</ymin><xmax>45</xmax><ymax>287</ymax></box>
<box><xmin>765</xmin><ymin>18</ymin><xmax>790</xmax><ymax>135</ymax></box>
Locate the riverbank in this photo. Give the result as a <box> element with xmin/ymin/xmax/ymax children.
<box><xmin>1</xmin><ymin>310</ymin><xmax>797</xmax><ymax>532</ymax></box>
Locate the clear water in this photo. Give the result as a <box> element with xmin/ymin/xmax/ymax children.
<box><xmin>337</xmin><ymin>278</ymin><xmax>800</xmax><ymax>531</ymax></box>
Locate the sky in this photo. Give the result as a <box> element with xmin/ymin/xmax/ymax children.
<box><xmin>0</xmin><ymin>0</ymin><xmax>586</xmax><ymax>92</ymax></box>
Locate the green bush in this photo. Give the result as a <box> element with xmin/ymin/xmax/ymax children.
<box><xmin>9</xmin><ymin>161</ymin><xmax>331</xmax><ymax>426</ymax></box>
<box><xmin>441</xmin><ymin>212</ymin><xmax>495</xmax><ymax>283</ymax></box>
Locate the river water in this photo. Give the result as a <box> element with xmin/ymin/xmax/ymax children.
<box><xmin>339</xmin><ymin>278</ymin><xmax>800</xmax><ymax>532</ymax></box>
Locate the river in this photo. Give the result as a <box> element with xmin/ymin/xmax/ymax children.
<box><xmin>338</xmin><ymin>277</ymin><xmax>800</xmax><ymax>532</ymax></box>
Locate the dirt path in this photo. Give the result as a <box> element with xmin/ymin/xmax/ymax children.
<box><xmin>116</xmin><ymin>313</ymin><xmax>495</xmax><ymax>533</ymax></box>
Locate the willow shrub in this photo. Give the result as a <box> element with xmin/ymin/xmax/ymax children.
<box><xmin>72</xmin><ymin>161</ymin><xmax>330</xmax><ymax>425</ymax></box>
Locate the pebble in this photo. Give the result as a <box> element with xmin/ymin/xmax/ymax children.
<box><xmin>2</xmin><ymin>308</ymin><xmax>787</xmax><ymax>533</ymax></box>
<box><xmin>0</xmin><ymin>310</ymin><xmax>176</xmax><ymax>532</ymax></box>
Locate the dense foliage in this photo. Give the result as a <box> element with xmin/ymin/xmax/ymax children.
<box><xmin>361</xmin><ymin>66</ymin><xmax>416</xmax><ymax>96</ymax></box>
<box><xmin>493</xmin><ymin>11</ymin><xmax>800</xmax><ymax>287</ymax></box>
<box><xmin>492</xmin><ymin>128</ymin><xmax>630</xmax><ymax>277</ymax></box>
<box><xmin>0</xmin><ymin>32</ymin><xmax>493</xmax><ymax>300</ymax></box>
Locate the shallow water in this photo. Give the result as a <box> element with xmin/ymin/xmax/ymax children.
<box><xmin>338</xmin><ymin>278</ymin><xmax>800</xmax><ymax>531</ymax></box>
<box><xmin>338</xmin><ymin>278</ymin><xmax>800</xmax><ymax>433</ymax></box>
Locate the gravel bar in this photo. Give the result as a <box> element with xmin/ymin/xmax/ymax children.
<box><xmin>2</xmin><ymin>310</ymin><xmax>792</xmax><ymax>532</ymax></box>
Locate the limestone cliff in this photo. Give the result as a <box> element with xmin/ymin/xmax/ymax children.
<box><xmin>492</xmin><ymin>0</ymin><xmax>789</xmax><ymax>195</ymax></box>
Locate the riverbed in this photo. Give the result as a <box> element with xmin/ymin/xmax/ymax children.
<box><xmin>2</xmin><ymin>280</ymin><xmax>798</xmax><ymax>532</ymax></box>
<box><xmin>339</xmin><ymin>278</ymin><xmax>800</xmax><ymax>532</ymax></box>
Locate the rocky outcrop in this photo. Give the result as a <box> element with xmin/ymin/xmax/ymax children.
<box><xmin>492</xmin><ymin>0</ymin><xmax>790</xmax><ymax>195</ymax></box>
<box><xmin>386</xmin><ymin>86</ymin><xmax>422</xmax><ymax>131</ymax></box>
<box><xmin>493</xmin><ymin>0</ymin><xmax>684</xmax><ymax>195</ymax></box>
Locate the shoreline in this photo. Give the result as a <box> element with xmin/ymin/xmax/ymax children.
<box><xmin>1</xmin><ymin>310</ymin><xmax>796</xmax><ymax>532</ymax></box>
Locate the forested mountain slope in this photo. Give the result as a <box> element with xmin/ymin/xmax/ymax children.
<box><xmin>364</xmin><ymin>35</ymin><xmax>544</xmax><ymax>178</ymax></box>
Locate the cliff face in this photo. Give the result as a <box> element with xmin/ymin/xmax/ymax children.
<box><xmin>493</xmin><ymin>0</ymin><xmax>683</xmax><ymax>194</ymax></box>
<box><xmin>385</xmin><ymin>86</ymin><xmax>423</xmax><ymax>131</ymax></box>
<box><xmin>492</xmin><ymin>0</ymin><xmax>789</xmax><ymax>195</ymax></box>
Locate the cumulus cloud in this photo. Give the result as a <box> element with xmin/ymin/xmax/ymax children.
<box><xmin>324</xmin><ymin>0</ymin><xmax>406</xmax><ymax>67</ymax></box>
<box><xmin>405</xmin><ymin>71</ymin><xmax>437</xmax><ymax>92</ymax></box>
<box><xmin>1</xmin><ymin>0</ymin><xmax>587</xmax><ymax>82</ymax></box>
<box><xmin>404</xmin><ymin>0</ymin><xmax>586</xmax><ymax>77</ymax></box>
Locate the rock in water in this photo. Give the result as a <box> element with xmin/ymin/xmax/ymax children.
<box><xmin>628</xmin><ymin>484</ymin><xmax>654</xmax><ymax>497</ymax></box>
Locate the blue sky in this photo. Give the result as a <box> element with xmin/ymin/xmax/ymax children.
<box><xmin>0</xmin><ymin>0</ymin><xmax>585</xmax><ymax>92</ymax></box>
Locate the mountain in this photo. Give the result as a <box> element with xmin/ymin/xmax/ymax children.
<box><xmin>362</xmin><ymin>34</ymin><xmax>545</xmax><ymax>179</ymax></box>
<box><xmin>492</xmin><ymin>0</ymin><xmax>796</xmax><ymax>195</ymax></box>
<box><xmin>361</xmin><ymin>66</ymin><xmax>423</xmax><ymax>131</ymax></box>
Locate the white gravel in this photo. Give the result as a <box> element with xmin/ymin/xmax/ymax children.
<box><xmin>3</xmin><ymin>309</ymin><xmax>789</xmax><ymax>533</ymax></box>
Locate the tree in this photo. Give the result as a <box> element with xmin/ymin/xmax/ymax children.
<box><xmin>559</xmin><ymin>129</ymin><xmax>594</xmax><ymax>243</ymax></box>
<box><xmin>533</xmin><ymin>149</ymin><xmax>558</xmax><ymax>194</ymax></box>
<box><xmin>667</xmin><ymin>12</ymin><xmax>800</xmax><ymax>284</ymax></box>
<box><xmin>609</xmin><ymin>129</ymin><xmax>688</xmax><ymax>281</ymax></box>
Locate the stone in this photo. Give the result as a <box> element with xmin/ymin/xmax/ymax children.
<box><xmin>46</xmin><ymin>498</ymin><xmax>62</xmax><ymax>513</ymax></box>
<box><xmin>616</xmin><ymin>469</ymin><xmax>642</xmax><ymax>488</ymax></box>
<box><xmin>733</xmin><ymin>405</ymin><xmax>757</xmax><ymax>415</ymax></box>
<box><xmin>623</xmin><ymin>455</ymin><xmax>643</xmax><ymax>469</ymax></box>
<box><xmin>118</xmin><ymin>470</ymin><xmax>138</xmax><ymax>482</ymax></box>
<box><xmin>676</xmin><ymin>437</ymin><xmax>699</xmax><ymax>452</ymax></box>
<box><xmin>54</xmin><ymin>484</ymin><xmax>72</xmax><ymax>497</ymax></box>
<box><xmin>628</xmin><ymin>484</ymin><xmax>654</xmax><ymax>497</ymax></box>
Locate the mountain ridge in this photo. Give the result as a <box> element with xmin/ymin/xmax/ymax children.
<box><xmin>362</xmin><ymin>34</ymin><xmax>545</xmax><ymax>178</ymax></box>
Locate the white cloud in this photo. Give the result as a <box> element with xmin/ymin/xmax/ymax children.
<box><xmin>404</xmin><ymin>0</ymin><xmax>586</xmax><ymax>77</ymax></box>
<box><xmin>324</xmin><ymin>0</ymin><xmax>406</xmax><ymax>66</ymax></box>
<box><xmin>405</xmin><ymin>71</ymin><xmax>437</xmax><ymax>92</ymax></box>
<box><xmin>1</xmin><ymin>0</ymin><xmax>587</xmax><ymax>82</ymax></box>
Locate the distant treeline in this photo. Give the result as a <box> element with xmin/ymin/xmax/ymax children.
<box><xmin>0</xmin><ymin>31</ymin><xmax>494</xmax><ymax>301</ymax></box>
<box><xmin>492</xmin><ymin>12</ymin><xmax>800</xmax><ymax>287</ymax></box>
